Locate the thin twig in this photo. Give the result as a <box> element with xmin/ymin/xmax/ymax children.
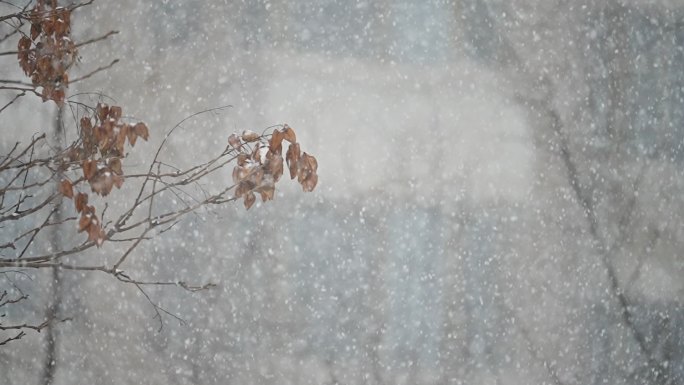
<box><xmin>70</xmin><ymin>59</ymin><xmax>119</xmax><ymax>83</ymax></box>
<box><xmin>0</xmin><ymin>91</ymin><xmax>26</xmax><ymax>114</ymax></box>
<box><xmin>74</xmin><ymin>30</ymin><xmax>118</xmax><ymax>48</ymax></box>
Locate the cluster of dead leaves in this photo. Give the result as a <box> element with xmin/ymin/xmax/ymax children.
<box><xmin>59</xmin><ymin>104</ymin><xmax>149</xmax><ymax>246</ymax></box>
<box><xmin>59</xmin><ymin>180</ymin><xmax>104</xmax><ymax>246</ymax></box>
<box><xmin>13</xmin><ymin>3</ymin><xmax>319</xmax><ymax>249</ymax></box>
<box><xmin>17</xmin><ymin>0</ymin><xmax>76</xmax><ymax>106</ymax></box>
<box><xmin>76</xmin><ymin>103</ymin><xmax>149</xmax><ymax>159</ymax></box>
<box><xmin>16</xmin><ymin>2</ymin><xmax>143</xmax><ymax>246</ymax></box>
<box><xmin>230</xmin><ymin>125</ymin><xmax>318</xmax><ymax>209</ymax></box>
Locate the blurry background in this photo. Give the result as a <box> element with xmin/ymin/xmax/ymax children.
<box><xmin>2</xmin><ymin>0</ymin><xmax>684</xmax><ymax>384</ymax></box>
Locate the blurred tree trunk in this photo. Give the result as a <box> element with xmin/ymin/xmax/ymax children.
<box><xmin>454</xmin><ymin>0</ymin><xmax>681</xmax><ymax>383</ymax></box>
<box><xmin>40</xmin><ymin>106</ymin><xmax>65</xmax><ymax>385</ymax></box>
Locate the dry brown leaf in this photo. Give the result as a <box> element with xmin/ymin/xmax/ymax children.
<box><xmin>65</xmin><ymin>148</ymin><xmax>80</xmax><ymax>163</ymax></box>
<box><xmin>113</xmin><ymin>174</ymin><xmax>124</xmax><ymax>189</ymax></box>
<box><xmin>258</xmin><ymin>186</ymin><xmax>275</xmax><ymax>202</ymax></box>
<box><xmin>78</xmin><ymin>213</ymin><xmax>90</xmax><ymax>232</ymax></box>
<box><xmin>266</xmin><ymin>152</ymin><xmax>284</xmax><ymax>182</ymax></box>
<box><xmin>92</xmin><ymin>124</ymin><xmax>103</xmax><ymax>144</ymax></box>
<box><xmin>78</xmin><ymin>205</ymin><xmax>96</xmax><ymax>232</ymax></box>
<box><xmin>18</xmin><ymin>35</ymin><xmax>31</xmax><ymax>51</ymax></box>
<box><xmin>244</xmin><ymin>191</ymin><xmax>256</xmax><ymax>209</ymax></box>
<box><xmin>51</xmin><ymin>89</ymin><xmax>65</xmax><ymax>106</ymax></box>
<box><xmin>59</xmin><ymin>9</ymin><xmax>71</xmax><ymax>27</ymax></box>
<box><xmin>297</xmin><ymin>152</ymin><xmax>318</xmax><ymax>183</ymax></box>
<box><xmin>237</xmin><ymin>153</ymin><xmax>248</xmax><ymax>166</ymax></box>
<box><xmin>297</xmin><ymin>152</ymin><xmax>318</xmax><ymax>192</ymax></box>
<box><xmin>134</xmin><ymin>122</ymin><xmax>149</xmax><ymax>140</ymax></box>
<box><xmin>103</xmin><ymin>119</ymin><xmax>114</xmax><ymax>137</ymax></box>
<box><xmin>228</xmin><ymin>133</ymin><xmax>241</xmax><ymax>149</ymax></box>
<box><xmin>286</xmin><ymin>143</ymin><xmax>300</xmax><ymax>179</ymax></box>
<box><xmin>54</xmin><ymin>19</ymin><xmax>68</xmax><ymax>36</ymax></box>
<box><xmin>87</xmin><ymin>221</ymin><xmax>106</xmax><ymax>247</ymax></box>
<box><xmin>36</xmin><ymin>56</ymin><xmax>51</xmax><ymax>74</ymax></box>
<box><xmin>109</xmin><ymin>106</ymin><xmax>122</xmax><ymax>121</ymax></box>
<box><xmin>80</xmin><ymin>116</ymin><xmax>92</xmax><ymax>133</ymax></box>
<box><xmin>90</xmin><ymin>171</ymin><xmax>114</xmax><ymax>196</ymax></box>
<box><xmin>269</xmin><ymin>129</ymin><xmax>285</xmax><ymax>154</ymax></box>
<box><xmin>74</xmin><ymin>192</ymin><xmax>88</xmax><ymax>213</ymax></box>
<box><xmin>18</xmin><ymin>53</ymin><xmax>30</xmax><ymax>74</ymax></box>
<box><xmin>256</xmin><ymin>174</ymin><xmax>276</xmax><ymax>202</ymax></box>
<box><xmin>30</xmin><ymin>23</ymin><xmax>41</xmax><ymax>40</ymax></box>
<box><xmin>232</xmin><ymin>165</ymin><xmax>241</xmax><ymax>185</ymax></box>
<box><xmin>249</xmin><ymin>167</ymin><xmax>265</xmax><ymax>186</ymax></box>
<box><xmin>40</xmin><ymin>86</ymin><xmax>50</xmax><ymax>102</ymax></box>
<box><xmin>96</xmin><ymin>103</ymin><xmax>109</xmax><ymax>122</ymax></box>
<box><xmin>252</xmin><ymin>142</ymin><xmax>262</xmax><ymax>163</ymax></box>
<box><xmin>233</xmin><ymin>163</ymin><xmax>258</xmax><ymax>185</ymax></box>
<box><xmin>127</xmin><ymin>127</ymin><xmax>138</xmax><ymax>146</ymax></box>
<box><xmin>82</xmin><ymin>159</ymin><xmax>97</xmax><ymax>180</ymax></box>
<box><xmin>301</xmin><ymin>173</ymin><xmax>318</xmax><ymax>192</ymax></box>
<box><xmin>281</xmin><ymin>124</ymin><xmax>297</xmax><ymax>143</ymax></box>
<box><xmin>42</xmin><ymin>20</ymin><xmax>54</xmax><ymax>36</ymax></box>
<box><xmin>235</xmin><ymin>181</ymin><xmax>254</xmax><ymax>198</ymax></box>
<box><xmin>302</xmin><ymin>152</ymin><xmax>318</xmax><ymax>172</ymax></box>
<box><xmin>108</xmin><ymin>158</ymin><xmax>123</xmax><ymax>175</ymax></box>
<box><xmin>58</xmin><ymin>179</ymin><xmax>73</xmax><ymax>198</ymax></box>
<box><xmin>241</xmin><ymin>130</ymin><xmax>259</xmax><ymax>142</ymax></box>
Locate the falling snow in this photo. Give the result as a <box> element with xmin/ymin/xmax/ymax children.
<box><xmin>2</xmin><ymin>1</ymin><xmax>684</xmax><ymax>385</ymax></box>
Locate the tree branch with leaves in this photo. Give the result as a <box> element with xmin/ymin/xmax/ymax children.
<box><xmin>0</xmin><ymin>0</ymin><xmax>318</xmax><ymax>347</ymax></box>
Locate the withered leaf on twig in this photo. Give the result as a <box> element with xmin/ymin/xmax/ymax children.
<box><xmin>237</xmin><ymin>153</ymin><xmax>248</xmax><ymax>166</ymax></box>
<box><xmin>227</xmin><ymin>124</ymin><xmax>317</xmax><ymax>210</ymax></box>
<box><xmin>134</xmin><ymin>122</ymin><xmax>149</xmax><ymax>141</ymax></box>
<box><xmin>30</xmin><ymin>23</ymin><xmax>41</xmax><ymax>40</ymax></box>
<box><xmin>228</xmin><ymin>133</ymin><xmax>241</xmax><ymax>149</ymax></box>
<box><xmin>281</xmin><ymin>124</ymin><xmax>296</xmax><ymax>144</ymax></box>
<box><xmin>241</xmin><ymin>130</ymin><xmax>259</xmax><ymax>142</ymax></box>
<box><xmin>269</xmin><ymin>129</ymin><xmax>285</xmax><ymax>154</ymax></box>
<box><xmin>109</xmin><ymin>106</ymin><xmax>122</xmax><ymax>121</ymax></box>
<box><xmin>78</xmin><ymin>205</ymin><xmax>96</xmax><ymax>232</ymax></box>
<box><xmin>115</xmin><ymin>124</ymin><xmax>129</xmax><ymax>154</ymax></box>
<box><xmin>286</xmin><ymin>142</ymin><xmax>301</xmax><ymax>180</ymax></box>
<box><xmin>17</xmin><ymin>1</ymin><xmax>76</xmax><ymax>105</ymax></box>
<box><xmin>80</xmin><ymin>116</ymin><xmax>93</xmax><ymax>133</ymax></box>
<box><xmin>89</xmin><ymin>170</ymin><xmax>119</xmax><ymax>197</ymax></box>
<box><xmin>88</xmin><ymin>224</ymin><xmax>106</xmax><ymax>247</ymax></box>
<box><xmin>108</xmin><ymin>158</ymin><xmax>123</xmax><ymax>175</ymax></box>
<box><xmin>74</xmin><ymin>193</ymin><xmax>88</xmax><ymax>213</ymax></box>
<box><xmin>96</xmin><ymin>103</ymin><xmax>109</xmax><ymax>122</ymax></box>
<box><xmin>257</xmin><ymin>183</ymin><xmax>275</xmax><ymax>202</ymax></box>
<box><xmin>244</xmin><ymin>191</ymin><xmax>256</xmax><ymax>209</ymax></box>
<box><xmin>235</xmin><ymin>180</ymin><xmax>254</xmax><ymax>198</ymax></box>
<box><xmin>297</xmin><ymin>152</ymin><xmax>318</xmax><ymax>192</ymax></box>
<box><xmin>251</xmin><ymin>142</ymin><xmax>264</xmax><ymax>164</ymax></box>
<box><xmin>265</xmin><ymin>151</ymin><xmax>284</xmax><ymax>182</ymax></box>
<box><xmin>82</xmin><ymin>159</ymin><xmax>97</xmax><ymax>180</ymax></box>
<box><xmin>59</xmin><ymin>179</ymin><xmax>73</xmax><ymax>199</ymax></box>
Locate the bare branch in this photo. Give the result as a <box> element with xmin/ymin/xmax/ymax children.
<box><xmin>131</xmin><ymin>281</ymin><xmax>187</xmax><ymax>332</ymax></box>
<box><xmin>74</xmin><ymin>30</ymin><xmax>119</xmax><ymax>48</ymax></box>
<box><xmin>0</xmin><ymin>331</ymin><xmax>26</xmax><ymax>346</ymax></box>
<box><xmin>0</xmin><ymin>90</ymin><xmax>26</xmax><ymax>114</ymax></box>
<box><xmin>0</xmin><ymin>0</ymin><xmax>317</xmax><ymax>350</ymax></box>
<box><xmin>70</xmin><ymin>59</ymin><xmax>119</xmax><ymax>83</ymax></box>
